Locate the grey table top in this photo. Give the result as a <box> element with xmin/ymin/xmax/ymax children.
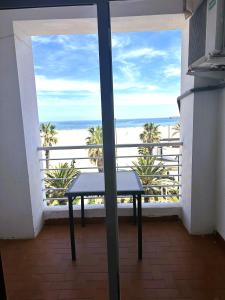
<box><xmin>65</xmin><ymin>170</ymin><xmax>144</xmax><ymax>197</ymax></box>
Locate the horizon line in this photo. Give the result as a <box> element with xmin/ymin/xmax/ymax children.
<box><xmin>40</xmin><ymin>116</ymin><xmax>180</xmax><ymax>123</ymax></box>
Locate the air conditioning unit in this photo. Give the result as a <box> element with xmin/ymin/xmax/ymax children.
<box><xmin>188</xmin><ymin>0</ymin><xmax>225</xmax><ymax>78</ymax></box>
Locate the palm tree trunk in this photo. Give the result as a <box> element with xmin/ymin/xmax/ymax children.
<box><xmin>144</xmin><ymin>197</ymin><xmax>150</xmax><ymax>203</ymax></box>
<box><xmin>148</xmin><ymin>147</ymin><xmax>153</xmax><ymax>155</ymax></box>
<box><xmin>97</xmin><ymin>159</ymin><xmax>104</xmax><ymax>173</ymax></box>
<box><xmin>45</xmin><ymin>150</ymin><xmax>50</xmax><ymax>169</ymax></box>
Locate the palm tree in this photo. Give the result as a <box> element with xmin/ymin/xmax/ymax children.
<box><xmin>172</xmin><ymin>123</ymin><xmax>181</xmax><ymax>137</ymax></box>
<box><xmin>45</xmin><ymin>161</ymin><xmax>79</xmax><ymax>205</ymax></box>
<box><xmin>40</xmin><ymin>123</ymin><xmax>58</xmax><ymax>169</ymax></box>
<box><xmin>132</xmin><ymin>156</ymin><xmax>175</xmax><ymax>202</ymax></box>
<box><xmin>139</xmin><ymin>123</ymin><xmax>161</xmax><ymax>155</ymax></box>
<box><xmin>86</xmin><ymin>126</ymin><xmax>104</xmax><ymax>172</ymax></box>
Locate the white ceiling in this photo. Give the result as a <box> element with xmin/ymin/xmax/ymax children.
<box><xmin>185</xmin><ymin>0</ymin><xmax>205</xmax><ymax>15</ymax></box>
<box><xmin>9</xmin><ymin>0</ymin><xmax>186</xmax><ymax>36</ymax></box>
<box><xmin>14</xmin><ymin>14</ymin><xmax>185</xmax><ymax>36</ymax></box>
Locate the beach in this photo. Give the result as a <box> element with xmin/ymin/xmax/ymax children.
<box><xmin>45</xmin><ymin>125</ymin><xmax>180</xmax><ymax>169</ymax></box>
<box><xmin>56</xmin><ymin>125</ymin><xmax>177</xmax><ymax>146</ymax></box>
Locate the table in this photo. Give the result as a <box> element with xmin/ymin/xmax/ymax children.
<box><xmin>65</xmin><ymin>170</ymin><xmax>144</xmax><ymax>261</ymax></box>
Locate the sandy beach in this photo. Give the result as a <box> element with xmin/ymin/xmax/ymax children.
<box><xmin>55</xmin><ymin>125</ymin><xmax>176</xmax><ymax>146</ymax></box>
<box><xmin>44</xmin><ymin>125</ymin><xmax>179</xmax><ymax>170</ymax></box>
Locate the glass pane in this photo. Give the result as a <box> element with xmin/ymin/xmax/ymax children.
<box><xmin>110</xmin><ymin>0</ymin><xmax>182</xmax><ymax>204</ymax></box>
<box><xmin>31</xmin><ymin>5</ymin><xmax>105</xmax><ymax>206</ymax></box>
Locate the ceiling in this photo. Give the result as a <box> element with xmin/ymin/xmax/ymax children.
<box><xmin>185</xmin><ymin>0</ymin><xmax>205</xmax><ymax>16</ymax></box>
<box><xmin>0</xmin><ymin>0</ymin><xmax>205</xmax><ymax>16</ymax></box>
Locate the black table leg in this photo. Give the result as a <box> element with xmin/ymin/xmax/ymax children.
<box><xmin>81</xmin><ymin>195</ymin><xmax>85</xmax><ymax>227</ymax></box>
<box><xmin>133</xmin><ymin>195</ymin><xmax>137</xmax><ymax>225</ymax></box>
<box><xmin>0</xmin><ymin>253</ymin><xmax>7</xmax><ymax>300</ymax></box>
<box><xmin>68</xmin><ymin>196</ymin><xmax>76</xmax><ymax>261</ymax></box>
<box><xmin>137</xmin><ymin>194</ymin><xmax>142</xmax><ymax>260</ymax></box>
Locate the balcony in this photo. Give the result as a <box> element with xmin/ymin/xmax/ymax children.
<box><xmin>1</xmin><ymin>2</ymin><xmax>225</xmax><ymax>300</ymax></box>
<box><xmin>1</xmin><ymin>220</ymin><xmax>225</xmax><ymax>300</ymax></box>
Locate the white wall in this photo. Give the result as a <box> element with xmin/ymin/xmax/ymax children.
<box><xmin>180</xmin><ymin>21</ymin><xmax>221</xmax><ymax>234</ymax></box>
<box><xmin>216</xmin><ymin>88</ymin><xmax>225</xmax><ymax>239</ymax></box>
<box><xmin>14</xmin><ymin>26</ymin><xmax>44</xmax><ymax>236</ymax></box>
<box><xmin>11</xmin><ymin>9</ymin><xmax>185</xmax><ymax>36</ymax></box>
<box><xmin>191</xmin><ymin>88</ymin><xmax>219</xmax><ymax>233</ymax></box>
<box><xmin>180</xmin><ymin>21</ymin><xmax>194</xmax><ymax>232</ymax></box>
<box><xmin>181</xmin><ymin>85</ymin><xmax>220</xmax><ymax>234</ymax></box>
<box><xmin>0</xmin><ymin>19</ymin><xmax>43</xmax><ymax>239</ymax></box>
<box><xmin>180</xmin><ymin>93</ymin><xmax>194</xmax><ymax>232</ymax></box>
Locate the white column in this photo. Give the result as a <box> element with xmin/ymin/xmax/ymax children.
<box><xmin>180</xmin><ymin>22</ymin><xmax>194</xmax><ymax>232</ymax></box>
<box><xmin>180</xmin><ymin>22</ymin><xmax>219</xmax><ymax>234</ymax></box>
<box><xmin>216</xmin><ymin>88</ymin><xmax>225</xmax><ymax>239</ymax></box>
<box><xmin>190</xmin><ymin>86</ymin><xmax>218</xmax><ymax>233</ymax></box>
<box><xmin>0</xmin><ymin>23</ymin><xmax>43</xmax><ymax>238</ymax></box>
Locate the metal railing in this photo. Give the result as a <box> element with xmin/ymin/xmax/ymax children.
<box><xmin>38</xmin><ymin>140</ymin><xmax>182</xmax><ymax>206</ymax></box>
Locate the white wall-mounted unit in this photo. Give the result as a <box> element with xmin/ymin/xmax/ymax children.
<box><xmin>188</xmin><ymin>0</ymin><xmax>225</xmax><ymax>78</ymax></box>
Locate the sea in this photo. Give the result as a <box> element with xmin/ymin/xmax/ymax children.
<box><xmin>48</xmin><ymin>117</ymin><xmax>180</xmax><ymax>131</ymax></box>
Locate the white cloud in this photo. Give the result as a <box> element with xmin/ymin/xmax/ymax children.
<box><xmin>168</xmin><ymin>44</ymin><xmax>181</xmax><ymax>63</ymax></box>
<box><xmin>164</xmin><ymin>65</ymin><xmax>181</xmax><ymax>77</ymax></box>
<box><xmin>118</xmin><ymin>63</ymin><xmax>139</xmax><ymax>82</ymax></box>
<box><xmin>32</xmin><ymin>35</ymin><xmax>98</xmax><ymax>52</ymax></box>
<box><xmin>32</xmin><ymin>35</ymin><xmax>75</xmax><ymax>45</ymax></box>
<box><xmin>114</xmin><ymin>92</ymin><xmax>178</xmax><ymax>106</ymax></box>
<box><xmin>114</xmin><ymin>81</ymin><xmax>158</xmax><ymax>92</ymax></box>
<box><xmin>64</xmin><ymin>39</ymin><xmax>97</xmax><ymax>52</ymax></box>
<box><xmin>111</xmin><ymin>35</ymin><xmax>130</xmax><ymax>49</ymax></box>
<box><xmin>37</xmin><ymin>91</ymin><xmax>178</xmax><ymax>109</ymax></box>
<box><xmin>146</xmin><ymin>85</ymin><xmax>159</xmax><ymax>91</ymax></box>
<box><xmin>38</xmin><ymin>97</ymin><xmax>100</xmax><ymax>107</ymax></box>
<box><xmin>117</xmin><ymin>47</ymin><xmax>167</xmax><ymax>60</ymax></box>
<box><xmin>34</xmin><ymin>65</ymin><xmax>43</xmax><ymax>70</ymax></box>
<box><xmin>35</xmin><ymin>75</ymin><xmax>100</xmax><ymax>94</ymax></box>
<box><xmin>32</xmin><ymin>36</ymin><xmax>53</xmax><ymax>43</ymax></box>
<box><xmin>35</xmin><ymin>75</ymin><xmax>159</xmax><ymax>94</ymax></box>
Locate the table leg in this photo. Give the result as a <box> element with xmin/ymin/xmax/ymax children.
<box><xmin>137</xmin><ymin>194</ymin><xmax>142</xmax><ymax>260</ymax></box>
<box><xmin>0</xmin><ymin>253</ymin><xmax>7</xmax><ymax>300</ymax></box>
<box><xmin>68</xmin><ymin>196</ymin><xmax>76</xmax><ymax>261</ymax></box>
<box><xmin>81</xmin><ymin>195</ymin><xmax>85</xmax><ymax>227</ymax></box>
<box><xmin>133</xmin><ymin>195</ymin><xmax>137</xmax><ymax>225</ymax></box>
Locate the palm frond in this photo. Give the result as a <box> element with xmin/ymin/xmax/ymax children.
<box><xmin>45</xmin><ymin>162</ymin><xmax>79</xmax><ymax>204</ymax></box>
<box><xmin>132</xmin><ymin>156</ymin><xmax>177</xmax><ymax>202</ymax></box>
<box><xmin>172</xmin><ymin>123</ymin><xmax>181</xmax><ymax>137</ymax></box>
<box><xmin>86</xmin><ymin>126</ymin><xmax>104</xmax><ymax>172</ymax></box>
<box><xmin>139</xmin><ymin>122</ymin><xmax>161</xmax><ymax>155</ymax></box>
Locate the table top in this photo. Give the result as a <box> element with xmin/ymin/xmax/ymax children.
<box><xmin>65</xmin><ymin>170</ymin><xmax>144</xmax><ymax>197</ymax></box>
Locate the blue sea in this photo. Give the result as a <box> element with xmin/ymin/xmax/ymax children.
<box><xmin>49</xmin><ymin>117</ymin><xmax>180</xmax><ymax>130</ymax></box>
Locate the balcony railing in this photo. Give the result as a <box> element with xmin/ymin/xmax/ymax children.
<box><xmin>38</xmin><ymin>140</ymin><xmax>182</xmax><ymax>206</ymax></box>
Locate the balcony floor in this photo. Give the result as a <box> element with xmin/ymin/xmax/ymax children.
<box><xmin>1</xmin><ymin>219</ymin><xmax>225</xmax><ymax>300</ymax></box>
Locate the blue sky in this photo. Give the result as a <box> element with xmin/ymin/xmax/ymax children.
<box><xmin>31</xmin><ymin>30</ymin><xmax>181</xmax><ymax>122</ymax></box>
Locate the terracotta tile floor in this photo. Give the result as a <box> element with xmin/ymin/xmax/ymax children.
<box><xmin>1</xmin><ymin>220</ymin><xmax>225</xmax><ymax>300</ymax></box>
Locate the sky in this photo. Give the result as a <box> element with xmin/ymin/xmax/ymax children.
<box><xmin>31</xmin><ymin>30</ymin><xmax>181</xmax><ymax>122</ymax></box>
